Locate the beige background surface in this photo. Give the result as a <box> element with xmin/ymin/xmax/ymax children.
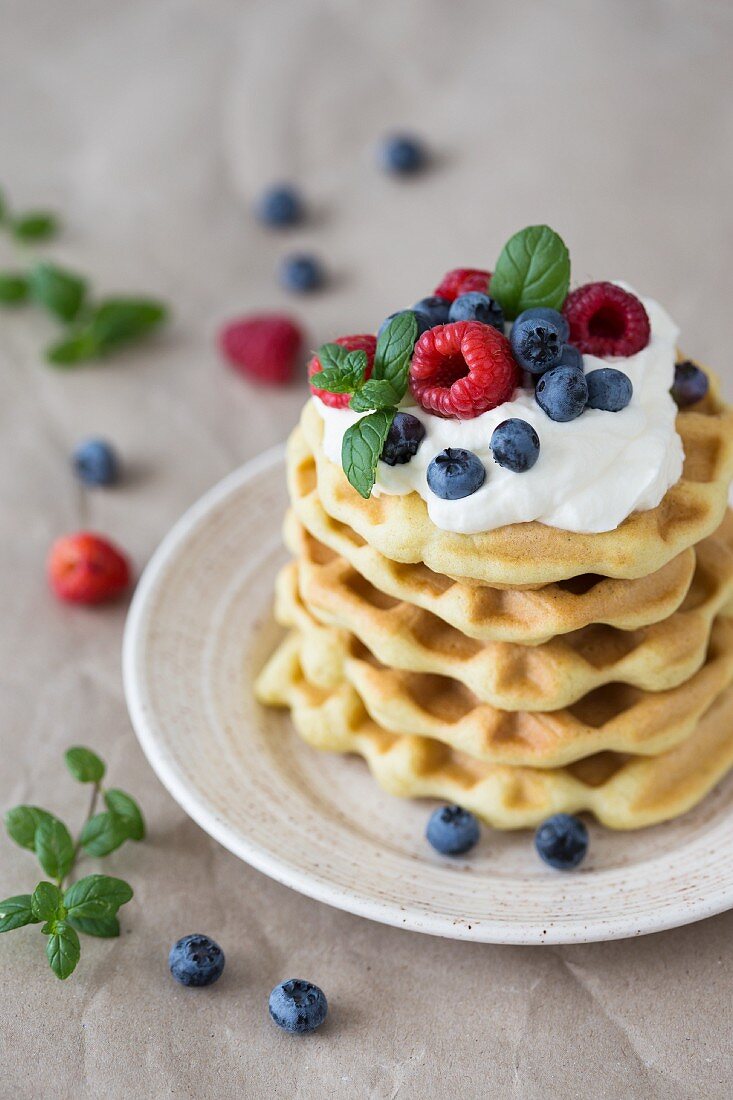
<box><xmin>2</xmin><ymin>1</ymin><xmax>733</xmax><ymax>1096</ymax></box>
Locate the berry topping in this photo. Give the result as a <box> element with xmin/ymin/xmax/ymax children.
<box><xmin>409</xmin><ymin>322</ymin><xmax>519</xmax><ymax>419</ymax></box>
<box><xmin>510</xmin><ymin>315</ymin><xmax>564</xmax><ymax>375</ymax></box>
<box><xmin>169</xmin><ymin>934</ymin><xmax>225</xmax><ymax>988</ymax></box>
<box><xmin>412</xmin><ymin>295</ymin><xmax>451</xmax><ymax>327</ymax></box>
<box><xmin>671</xmin><ymin>360</ymin><xmax>709</xmax><ymax>408</ymax></box>
<box><xmin>534</xmin><ymin>814</ymin><xmax>588</xmax><ymax>870</ymax></box>
<box><xmin>536</xmin><ymin>365</ymin><xmax>588</xmax><ymax>422</ymax></box>
<box><xmin>562</xmin><ymin>282</ymin><xmax>650</xmax><ymax>357</ymax></box>
<box><xmin>515</xmin><ymin>306</ymin><xmax>570</xmax><ymax>344</ymax></box>
<box><xmin>380</xmin><ymin>412</ymin><xmax>426</xmax><ymax>466</ymax></box>
<box><xmin>448</xmin><ymin>292</ymin><xmax>504</xmax><ymax>331</ymax></box>
<box><xmin>279</xmin><ymin>253</ymin><xmax>325</xmax><ymax>293</ymax></box>
<box><xmin>426</xmin><ymin>805</ymin><xmax>480</xmax><ymax>856</ymax></box>
<box><xmin>378</xmin><ymin>309</ymin><xmax>431</xmax><ymax>341</ymax></box>
<box><xmin>48</xmin><ymin>533</ymin><xmax>131</xmax><ymax>604</ymax></box>
<box><xmin>378</xmin><ymin>133</ymin><xmax>427</xmax><ymax>175</ymax></box>
<box><xmin>269</xmin><ymin>979</ymin><xmax>328</xmax><ymax>1034</ymax></box>
<box><xmin>433</xmin><ymin>268</ymin><xmax>492</xmax><ymax>301</ymax></box>
<box><xmin>427</xmin><ymin>448</ymin><xmax>486</xmax><ymax>499</ymax></box>
<box><xmin>73</xmin><ymin>438</ymin><xmax>119</xmax><ymax>487</ymax></box>
<box><xmin>490</xmin><ymin>418</ymin><xmax>540</xmax><ymax>473</ymax></box>
<box><xmin>557</xmin><ymin>343</ymin><xmax>583</xmax><ymax>371</ymax></box>
<box><xmin>586</xmin><ymin>367</ymin><xmax>633</xmax><ymax>412</ymax></box>
<box><xmin>308</xmin><ymin>334</ymin><xmax>376</xmax><ymax>408</ymax></box>
<box><xmin>255</xmin><ymin>184</ymin><xmax>304</xmax><ymax>228</ymax></box>
<box><xmin>219</xmin><ymin>314</ymin><xmax>303</xmax><ymax>385</ymax></box>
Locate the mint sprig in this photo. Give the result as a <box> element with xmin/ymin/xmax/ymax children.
<box><xmin>490</xmin><ymin>225</ymin><xmax>570</xmax><ymax>319</ymax></box>
<box><xmin>0</xmin><ymin>746</ymin><xmax>145</xmax><ymax>980</ymax></box>
<box><xmin>342</xmin><ymin>408</ymin><xmax>397</xmax><ymax>500</ymax></box>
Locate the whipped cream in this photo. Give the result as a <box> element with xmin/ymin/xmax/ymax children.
<box><xmin>314</xmin><ymin>290</ymin><xmax>685</xmax><ymax>535</ymax></box>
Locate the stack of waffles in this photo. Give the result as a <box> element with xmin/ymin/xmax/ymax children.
<box><xmin>256</xmin><ymin>370</ymin><xmax>733</xmax><ymax>829</ymax></box>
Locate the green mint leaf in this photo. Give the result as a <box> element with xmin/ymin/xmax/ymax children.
<box><xmin>308</xmin><ymin>367</ymin><xmax>358</xmax><ymax>395</ymax></box>
<box><xmin>69</xmin><ymin>914</ymin><xmax>120</xmax><ymax>938</ymax></box>
<box><xmin>0</xmin><ymin>894</ymin><xmax>38</xmax><ymax>933</ymax></box>
<box><xmin>341</xmin><ymin>408</ymin><xmax>396</xmax><ymax>499</ymax></box>
<box><xmin>88</xmin><ymin>297</ymin><xmax>168</xmax><ymax>352</ymax></box>
<box><xmin>64</xmin><ymin>747</ymin><xmax>105</xmax><ymax>784</ymax></box>
<box><xmin>349</xmin><ymin>379</ymin><xmax>400</xmax><ymax>412</ymax></box>
<box><xmin>64</xmin><ymin>874</ymin><xmax>133</xmax><ymax>919</ymax></box>
<box><xmin>0</xmin><ymin>272</ymin><xmax>29</xmax><ymax>305</ymax></box>
<box><xmin>309</xmin><ymin>346</ymin><xmax>367</xmax><ymax>394</ymax></box>
<box><xmin>45</xmin><ymin>330</ymin><xmax>100</xmax><ymax>367</ymax></box>
<box><xmin>12</xmin><ymin>211</ymin><xmax>60</xmax><ymax>242</ymax></box>
<box><xmin>103</xmin><ymin>790</ymin><xmax>145</xmax><ymax>841</ymax></box>
<box><xmin>46</xmin><ymin>921</ymin><xmax>80</xmax><ymax>980</ymax></box>
<box><xmin>80</xmin><ymin>812</ymin><xmax>129</xmax><ymax>857</ymax></box>
<box><xmin>372</xmin><ymin>311</ymin><xmax>418</xmax><ymax>399</ymax></box>
<box><xmin>35</xmin><ymin>818</ymin><xmax>75</xmax><ymax>881</ymax></box>
<box><xmin>489</xmin><ymin>224</ymin><xmax>570</xmax><ymax>319</ymax></box>
<box><xmin>28</xmin><ymin>261</ymin><xmax>87</xmax><ymax>323</ymax></box>
<box><xmin>31</xmin><ymin>881</ymin><xmax>65</xmax><ymax>922</ymax></box>
<box><xmin>4</xmin><ymin>805</ymin><xmax>56</xmax><ymax>851</ymax></box>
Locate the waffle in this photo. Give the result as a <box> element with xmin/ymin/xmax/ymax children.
<box><xmin>294</xmin><ymin>374</ymin><xmax>733</xmax><ymax>586</ymax></box>
<box><xmin>256</xmin><ymin>630</ymin><xmax>733</xmax><ymax>830</ymax></box>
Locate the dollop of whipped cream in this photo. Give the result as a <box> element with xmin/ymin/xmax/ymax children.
<box><xmin>314</xmin><ymin>289</ymin><xmax>685</xmax><ymax>535</ymax></box>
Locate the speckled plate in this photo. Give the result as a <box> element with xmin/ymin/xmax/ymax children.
<box><xmin>123</xmin><ymin>448</ymin><xmax>733</xmax><ymax>944</ymax></box>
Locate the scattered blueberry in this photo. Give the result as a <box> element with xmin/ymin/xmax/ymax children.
<box><xmin>515</xmin><ymin>306</ymin><xmax>570</xmax><ymax>344</ymax></box>
<box><xmin>256</xmin><ymin>184</ymin><xmax>304</xmax><ymax>228</ymax></box>
<box><xmin>534</xmin><ymin>814</ymin><xmax>588</xmax><ymax>870</ymax></box>
<box><xmin>557</xmin><ymin>344</ymin><xmax>583</xmax><ymax>371</ymax></box>
<box><xmin>269</xmin><ymin>979</ymin><xmax>328</xmax><ymax>1034</ymax></box>
<box><xmin>378</xmin><ymin>309</ymin><xmax>432</xmax><ymax>342</ymax></box>
<box><xmin>72</xmin><ymin>438</ymin><xmax>119</xmax><ymax>487</ymax></box>
<box><xmin>535</xmin><ymin>366</ymin><xmax>588</xmax><ymax>422</ymax></box>
<box><xmin>279</xmin><ymin>253</ymin><xmax>324</xmax><ymax>293</ymax></box>
<box><xmin>510</xmin><ymin>316</ymin><xmax>564</xmax><ymax>375</ymax></box>
<box><xmin>427</xmin><ymin>448</ymin><xmax>486</xmax><ymax>500</ymax></box>
<box><xmin>586</xmin><ymin>368</ymin><xmax>633</xmax><ymax>412</ymax></box>
<box><xmin>381</xmin><ymin>412</ymin><xmax>426</xmax><ymax>466</ymax></box>
<box><xmin>169</xmin><ymin>934</ymin><xmax>225</xmax><ymax>987</ymax></box>
<box><xmin>448</xmin><ymin>292</ymin><xmax>504</xmax><ymax>331</ymax></box>
<box><xmin>378</xmin><ymin>133</ymin><xmax>428</xmax><ymax>175</ymax></box>
<box><xmin>671</xmin><ymin>360</ymin><xmax>709</xmax><ymax>408</ymax></box>
<box><xmin>426</xmin><ymin>805</ymin><xmax>480</xmax><ymax>856</ymax></box>
<box><xmin>490</xmin><ymin>418</ymin><xmax>540</xmax><ymax>473</ymax></box>
<box><xmin>412</xmin><ymin>296</ymin><xmax>450</xmax><ymax>327</ymax></box>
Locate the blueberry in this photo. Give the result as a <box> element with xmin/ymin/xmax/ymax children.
<box><xmin>671</xmin><ymin>360</ymin><xmax>709</xmax><ymax>408</ymax></box>
<box><xmin>269</xmin><ymin>979</ymin><xmax>328</xmax><ymax>1034</ymax></box>
<box><xmin>510</xmin><ymin>316</ymin><xmax>564</xmax><ymax>375</ymax></box>
<box><xmin>279</xmin><ymin>253</ymin><xmax>324</xmax><ymax>293</ymax></box>
<box><xmin>490</xmin><ymin>418</ymin><xmax>540</xmax><ymax>473</ymax></box>
<box><xmin>378</xmin><ymin>133</ymin><xmax>427</xmax><ymax>175</ymax></box>
<box><xmin>412</xmin><ymin>295</ymin><xmax>450</xmax><ymax>327</ymax></box>
<box><xmin>535</xmin><ymin>366</ymin><xmax>588</xmax><ymax>422</ymax></box>
<box><xmin>426</xmin><ymin>805</ymin><xmax>480</xmax><ymax>856</ymax></box>
<box><xmin>557</xmin><ymin>344</ymin><xmax>583</xmax><ymax>371</ymax></box>
<box><xmin>169</xmin><ymin>934</ymin><xmax>225</xmax><ymax>987</ymax></box>
<box><xmin>73</xmin><ymin>439</ymin><xmax>119</xmax><ymax>487</ymax></box>
<box><xmin>256</xmin><ymin>184</ymin><xmax>304</xmax><ymax>228</ymax></box>
<box><xmin>534</xmin><ymin>814</ymin><xmax>588</xmax><ymax>870</ymax></box>
<box><xmin>515</xmin><ymin>307</ymin><xmax>570</xmax><ymax>344</ymax></box>
<box><xmin>448</xmin><ymin>292</ymin><xmax>504</xmax><ymax>331</ymax></box>
<box><xmin>378</xmin><ymin>309</ymin><xmax>432</xmax><ymax>342</ymax></box>
<box><xmin>427</xmin><ymin>448</ymin><xmax>486</xmax><ymax>500</ymax></box>
<box><xmin>381</xmin><ymin>412</ymin><xmax>425</xmax><ymax>466</ymax></box>
<box><xmin>586</xmin><ymin>368</ymin><xmax>633</xmax><ymax>412</ymax></box>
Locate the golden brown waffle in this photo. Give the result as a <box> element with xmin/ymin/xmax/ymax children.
<box><xmin>293</xmin><ymin>376</ymin><xmax>733</xmax><ymax>585</ymax></box>
<box><xmin>255</xmin><ymin>630</ymin><xmax>733</xmax><ymax>830</ymax></box>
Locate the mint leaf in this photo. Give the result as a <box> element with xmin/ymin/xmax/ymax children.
<box><xmin>12</xmin><ymin>211</ymin><xmax>60</xmax><ymax>242</ymax></box>
<box><xmin>0</xmin><ymin>272</ymin><xmax>29</xmax><ymax>305</ymax></box>
<box><xmin>349</xmin><ymin>379</ymin><xmax>400</xmax><ymax>412</ymax></box>
<box><xmin>4</xmin><ymin>805</ymin><xmax>56</xmax><ymax>851</ymax></box>
<box><xmin>80</xmin><ymin>812</ymin><xmax>129</xmax><ymax>857</ymax></box>
<box><xmin>489</xmin><ymin>225</ymin><xmax>570</xmax><ymax>319</ymax></box>
<box><xmin>104</xmin><ymin>790</ymin><xmax>145</xmax><ymax>841</ymax></box>
<box><xmin>342</xmin><ymin>408</ymin><xmax>396</xmax><ymax>499</ymax></box>
<box><xmin>88</xmin><ymin>297</ymin><xmax>168</xmax><ymax>351</ymax></box>
<box><xmin>46</xmin><ymin>921</ymin><xmax>80</xmax><ymax>979</ymax></box>
<box><xmin>65</xmin><ymin>747</ymin><xmax>105</xmax><ymax>784</ymax></box>
<box><xmin>309</xmin><ymin>346</ymin><xmax>367</xmax><ymax>394</ymax></box>
<box><xmin>372</xmin><ymin>311</ymin><xmax>418</xmax><ymax>397</ymax></box>
<box><xmin>64</xmin><ymin>874</ymin><xmax>133</xmax><ymax>919</ymax></box>
<box><xmin>35</xmin><ymin>818</ymin><xmax>74</xmax><ymax>881</ymax></box>
<box><xmin>0</xmin><ymin>895</ymin><xmax>38</xmax><ymax>933</ymax></box>
<box><xmin>45</xmin><ymin>330</ymin><xmax>100</xmax><ymax>367</ymax></box>
<box><xmin>31</xmin><ymin>881</ymin><xmax>65</xmax><ymax>922</ymax></box>
<box><xmin>28</xmin><ymin>261</ymin><xmax>87</xmax><ymax>322</ymax></box>
<box><xmin>69</xmin><ymin>914</ymin><xmax>120</xmax><ymax>938</ymax></box>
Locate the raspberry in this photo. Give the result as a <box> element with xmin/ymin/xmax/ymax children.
<box><xmin>219</xmin><ymin>314</ymin><xmax>303</xmax><ymax>384</ymax></box>
<box><xmin>48</xmin><ymin>533</ymin><xmax>131</xmax><ymax>604</ymax></box>
<box><xmin>409</xmin><ymin>322</ymin><xmax>519</xmax><ymax>419</ymax></box>
<box><xmin>307</xmin><ymin>333</ymin><xmax>377</xmax><ymax>408</ymax></box>
<box><xmin>562</xmin><ymin>282</ymin><xmax>650</xmax><ymax>357</ymax></box>
<box><xmin>433</xmin><ymin>268</ymin><xmax>492</xmax><ymax>301</ymax></box>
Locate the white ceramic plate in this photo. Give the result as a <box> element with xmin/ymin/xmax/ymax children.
<box><xmin>123</xmin><ymin>449</ymin><xmax>733</xmax><ymax>944</ymax></box>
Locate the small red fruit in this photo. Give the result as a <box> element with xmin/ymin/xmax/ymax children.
<box><xmin>409</xmin><ymin>322</ymin><xmax>519</xmax><ymax>419</ymax></box>
<box><xmin>433</xmin><ymin>268</ymin><xmax>492</xmax><ymax>301</ymax></box>
<box><xmin>307</xmin><ymin>333</ymin><xmax>377</xmax><ymax>408</ymax></box>
<box><xmin>48</xmin><ymin>533</ymin><xmax>131</xmax><ymax>604</ymax></box>
<box><xmin>563</xmin><ymin>282</ymin><xmax>650</xmax><ymax>358</ymax></box>
<box><xmin>219</xmin><ymin>314</ymin><xmax>303</xmax><ymax>384</ymax></box>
